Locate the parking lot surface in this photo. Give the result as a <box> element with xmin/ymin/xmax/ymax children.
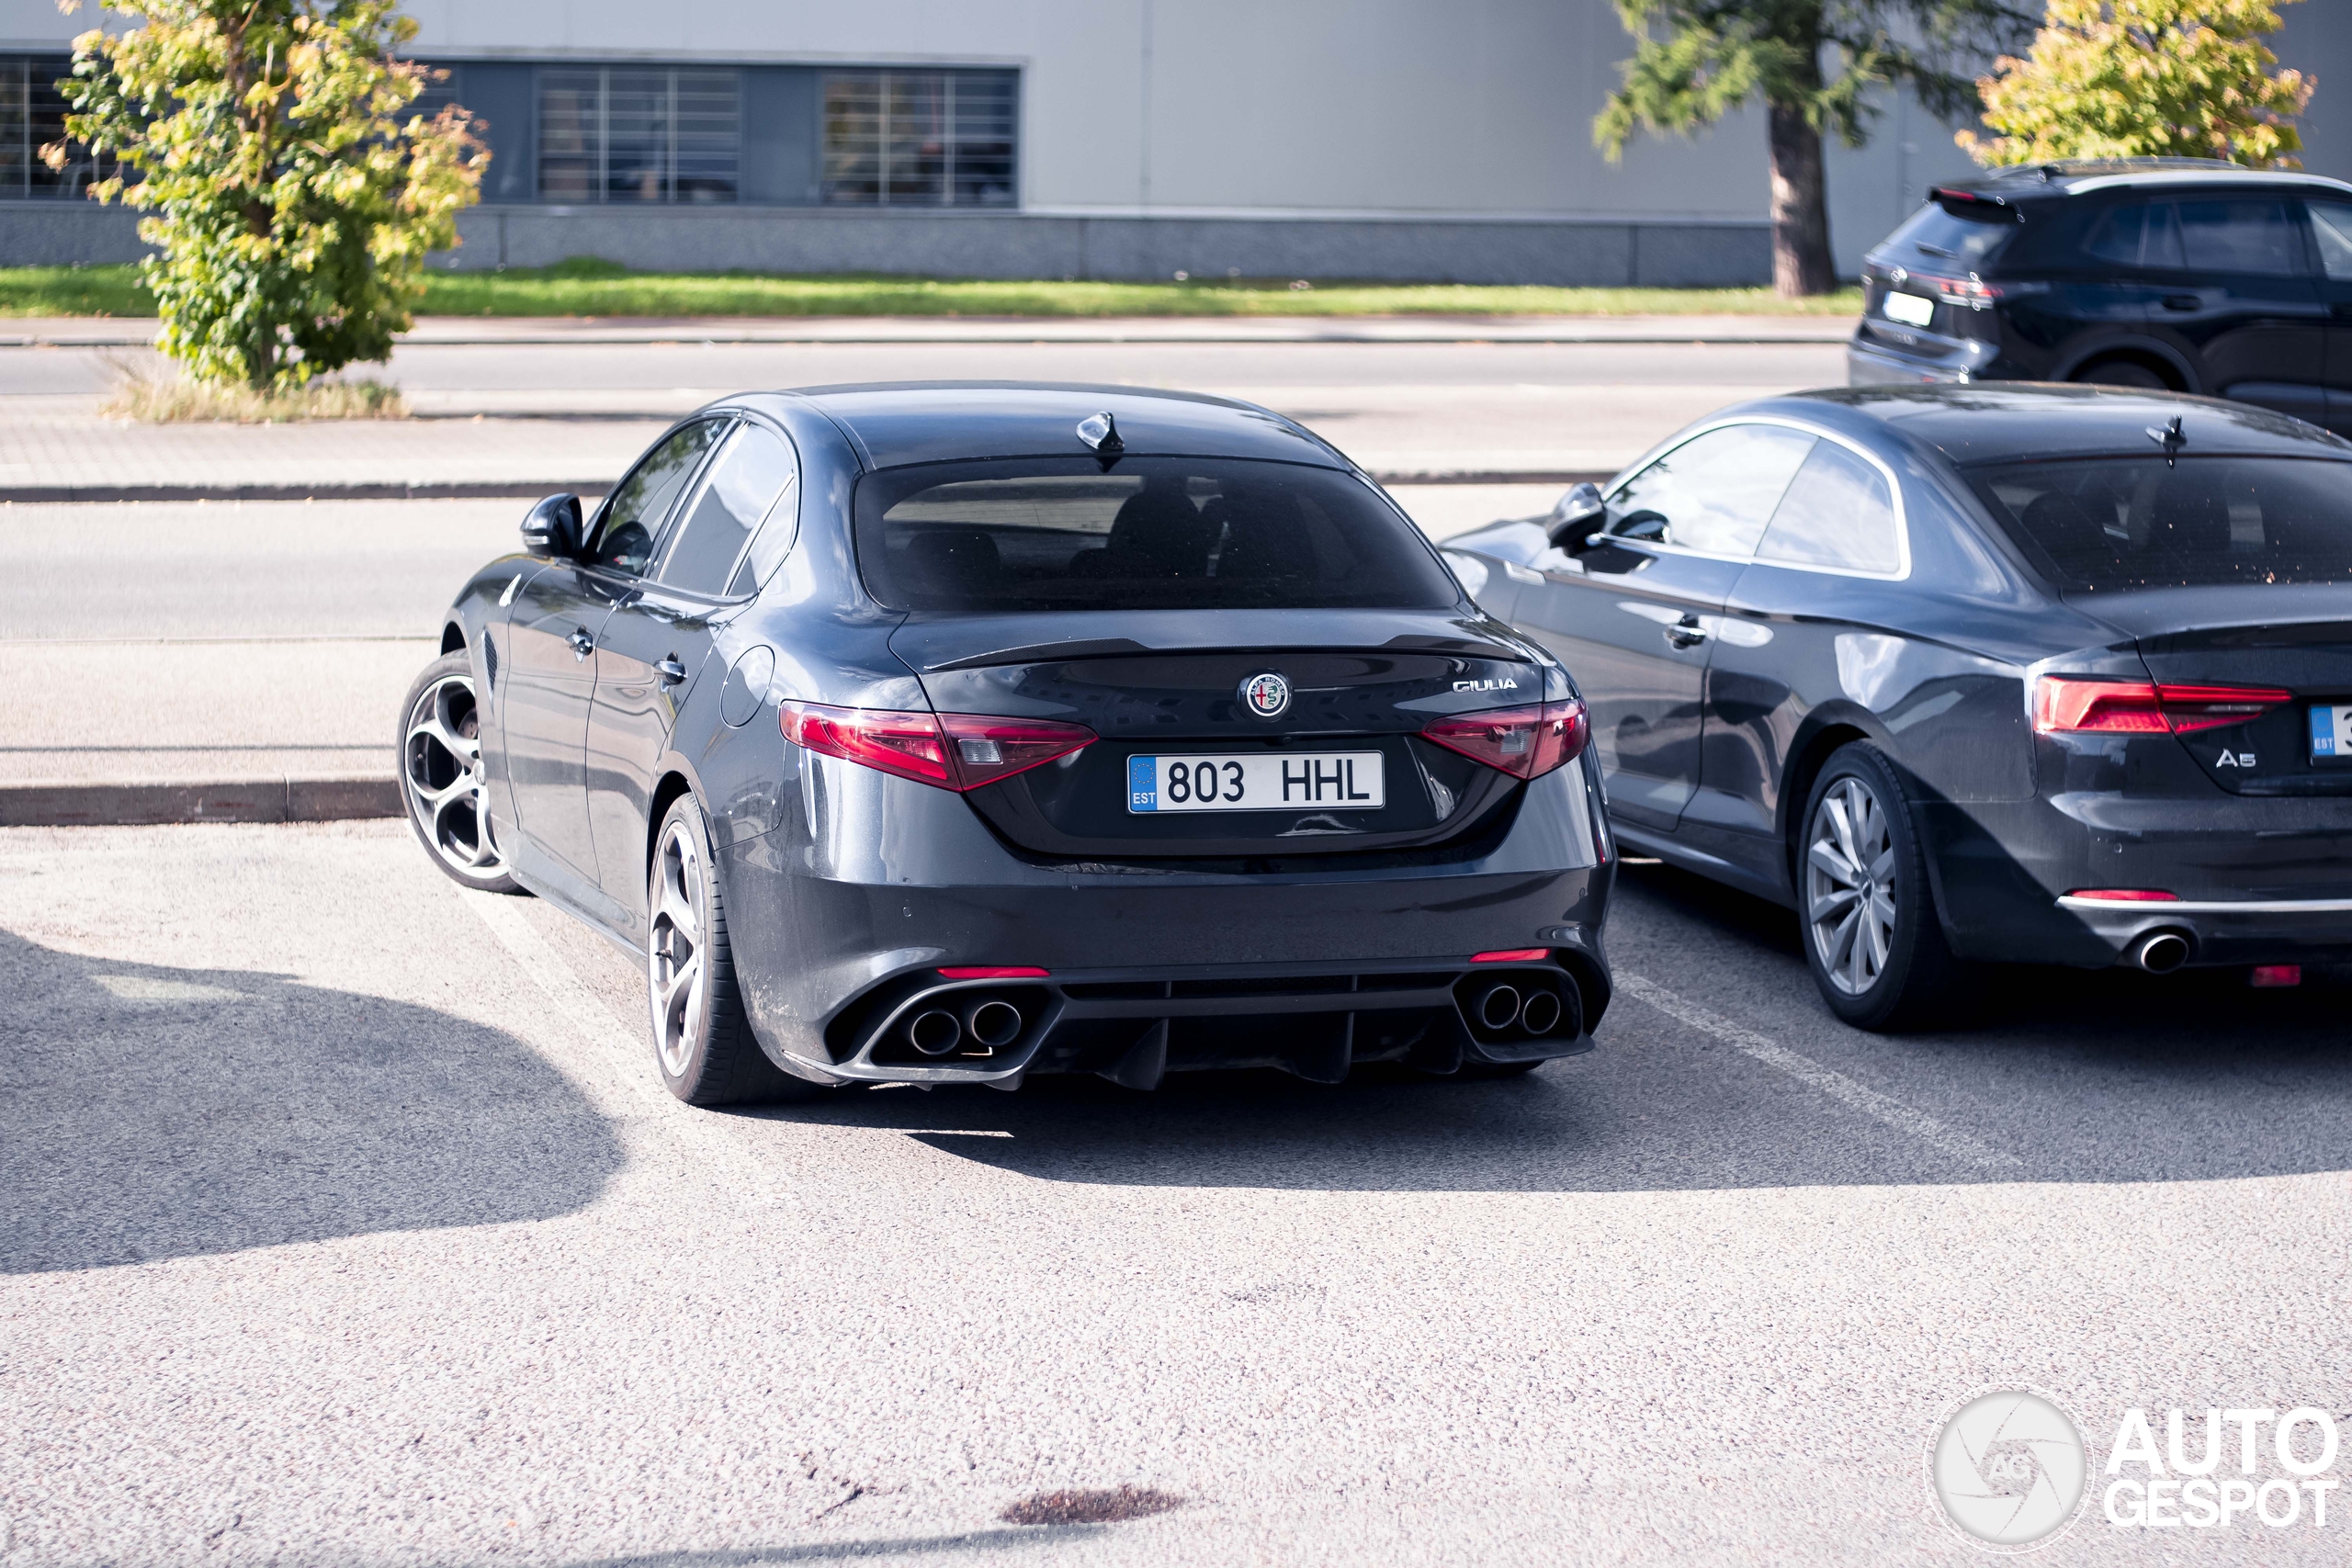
<box><xmin>6</xmin><ymin>820</ymin><xmax>2349</xmax><ymax>1565</ymax></box>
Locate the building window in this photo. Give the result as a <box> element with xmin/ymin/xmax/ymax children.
<box><xmin>822</xmin><ymin>70</ymin><xmax>1016</xmax><ymax>207</ymax></box>
<box><xmin>0</xmin><ymin>54</ymin><xmax>115</xmax><ymax>199</ymax></box>
<box><xmin>538</xmin><ymin>66</ymin><xmax>740</xmax><ymax>204</ymax></box>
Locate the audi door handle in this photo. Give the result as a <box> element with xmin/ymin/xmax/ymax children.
<box><xmin>2161</xmin><ymin>294</ymin><xmax>2201</xmax><ymax>312</ymax></box>
<box><xmin>568</xmin><ymin>627</ymin><xmax>594</xmax><ymax>660</ymax></box>
<box><xmin>1665</xmin><ymin>617</ymin><xmax>1708</xmax><ymax>649</ymax></box>
<box><xmin>655</xmin><ymin>656</ymin><xmax>688</xmax><ymax>686</ymax></box>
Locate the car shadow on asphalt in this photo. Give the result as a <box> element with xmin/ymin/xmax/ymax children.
<box><xmin>0</xmin><ymin>927</ymin><xmax>624</xmax><ymax>1276</ymax></box>
<box><xmin>741</xmin><ymin>862</ymin><xmax>2352</xmax><ymax>1195</ymax></box>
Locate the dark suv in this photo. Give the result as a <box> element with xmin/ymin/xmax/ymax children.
<box><xmin>1849</xmin><ymin>158</ymin><xmax>2352</xmax><ymax>435</ymax></box>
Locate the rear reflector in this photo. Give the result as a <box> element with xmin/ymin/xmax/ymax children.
<box><xmin>1424</xmin><ymin>698</ymin><xmax>1589</xmax><ymax>780</ymax></box>
<box><xmin>939</xmin><ymin>966</ymin><xmax>1050</xmax><ymax>979</ymax></box>
<box><xmin>1472</xmin><ymin>948</ymin><xmax>1549</xmax><ymax>963</ymax></box>
<box><xmin>2033</xmin><ymin>677</ymin><xmax>2292</xmax><ymax>736</ymax></box>
<box><xmin>784</xmin><ymin>701</ymin><xmax>1095</xmax><ymax>792</ymax></box>
<box><xmin>2251</xmin><ymin>964</ymin><xmax>2303</xmax><ymax>988</ymax></box>
<box><xmin>2064</xmin><ymin>888</ymin><xmax>2179</xmax><ymax>902</ymax></box>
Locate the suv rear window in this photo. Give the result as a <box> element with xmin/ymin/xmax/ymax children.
<box><xmin>1964</xmin><ymin>457</ymin><xmax>2352</xmax><ymax>591</ymax></box>
<box><xmin>1877</xmin><ymin>202</ymin><xmax>2017</xmax><ymax>271</ymax></box>
<box><xmin>854</xmin><ymin>457</ymin><xmax>1459</xmax><ymax>613</ymax></box>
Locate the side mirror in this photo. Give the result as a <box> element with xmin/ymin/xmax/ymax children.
<box><xmin>520</xmin><ymin>493</ymin><xmax>583</xmax><ymax>559</ymax></box>
<box><xmin>1544</xmin><ymin>482</ymin><xmax>1606</xmax><ymax>547</ymax></box>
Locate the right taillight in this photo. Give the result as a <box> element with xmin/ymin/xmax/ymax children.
<box><xmin>782</xmin><ymin>702</ymin><xmax>1096</xmax><ymax>792</ymax></box>
<box><xmin>2033</xmin><ymin>677</ymin><xmax>2291</xmax><ymax>736</ymax></box>
<box><xmin>1423</xmin><ymin>698</ymin><xmax>1589</xmax><ymax>780</ymax></box>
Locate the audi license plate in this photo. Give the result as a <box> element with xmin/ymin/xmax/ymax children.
<box><xmin>1127</xmin><ymin>751</ymin><xmax>1385</xmax><ymax>813</ymax></box>
<box><xmin>2310</xmin><ymin>704</ymin><xmax>2352</xmax><ymax>762</ymax></box>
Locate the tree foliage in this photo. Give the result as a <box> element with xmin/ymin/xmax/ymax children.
<box><xmin>51</xmin><ymin>0</ymin><xmax>485</xmax><ymax>389</ymax></box>
<box><xmin>1595</xmin><ymin>2</ymin><xmax>2033</xmax><ymax>160</ymax></box>
<box><xmin>1961</xmin><ymin>0</ymin><xmax>2313</xmax><ymax>167</ymax></box>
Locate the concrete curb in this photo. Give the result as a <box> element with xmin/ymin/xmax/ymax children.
<box><xmin>0</xmin><ymin>470</ymin><xmax>1604</xmax><ymax>505</ymax></box>
<box><xmin>0</xmin><ymin>774</ymin><xmax>401</xmax><ymax>827</ymax></box>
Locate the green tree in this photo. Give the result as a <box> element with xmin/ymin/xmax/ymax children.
<box><xmin>1596</xmin><ymin>1</ymin><xmax>2033</xmax><ymax>297</ymax></box>
<box><xmin>51</xmin><ymin>0</ymin><xmax>485</xmax><ymax>390</ymax></box>
<box><xmin>1962</xmin><ymin>0</ymin><xmax>2313</xmax><ymax>168</ymax></box>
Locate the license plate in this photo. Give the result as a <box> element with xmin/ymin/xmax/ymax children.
<box><xmin>2310</xmin><ymin>705</ymin><xmax>2352</xmax><ymax>761</ymax></box>
<box><xmin>1882</xmin><ymin>291</ymin><xmax>1936</xmax><ymax>327</ymax></box>
<box><xmin>1127</xmin><ymin>751</ymin><xmax>1385</xmax><ymax>813</ymax></box>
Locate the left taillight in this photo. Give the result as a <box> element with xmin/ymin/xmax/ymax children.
<box><xmin>1423</xmin><ymin>698</ymin><xmax>1589</xmax><ymax>780</ymax></box>
<box><xmin>2032</xmin><ymin>677</ymin><xmax>2291</xmax><ymax>737</ymax></box>
<box><xmin>781</xmin><ymin>702</ymin><xmax>1096</xmax><ymax>792</ymax></box>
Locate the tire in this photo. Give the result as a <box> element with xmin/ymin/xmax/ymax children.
<box><xmin>1456</xmin><ymin>1058</ymin><xmax>1545</xmax><ymax>1079</ymax></box>
<box><xmin>399</xmin><ymin>651</ymin><xmax>523</xmax><ymax>895</ymax></box>
<box><xmin>1796</xmin><ymin>742</ymin><xmax>1964</xmax><ymax>1031</ymax></box>
<box><xmin>2075</xmin><ymin>357</ymin><xmax>2171</xmax><ymax>390</ymax></box>
<box><xmin>646</xmin><ymin>793</ymin><xmax>823</xmax><ymax>1107</ymax></box>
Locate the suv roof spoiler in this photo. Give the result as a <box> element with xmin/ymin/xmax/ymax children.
<box><xmin>1928</xmin><ymin>186</ymin><xmax>2028</xmax><ymax>222</ymax></box>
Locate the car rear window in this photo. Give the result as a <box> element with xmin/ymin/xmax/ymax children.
<box><xmin>1878</xmin><ymin>201</ymin><xmax>2017</xmax><ymax>271</ymax></box>
<box><xmin>854</xmin><ymin>457</ymin><xmax>1460</xmax><ymax>613</ymax></box>
<box><xmin>1964</xmin><ymin>457</ymin><xmax>2352</xmax><ymax>591</ymax></box>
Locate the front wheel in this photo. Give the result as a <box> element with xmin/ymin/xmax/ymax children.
<box><xmin>647</xmin><ymin>793</ymin><xmax>823</xmax><ymax>1107</ymax></box>
<box><xmin>1798</xmin><ymin>742</ymin><xmax>1963</xmax><ymax>1031</ymax></box>
<box><xmin>399</xmin><ymin>651</ymin><xmax>522</xmax><ymax>894</ymax></box>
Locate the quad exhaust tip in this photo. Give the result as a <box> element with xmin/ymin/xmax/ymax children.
<box><xmin>1519</xmin><ymin>989</ymin><xmax>1563</xmax><ymax>1036</ymax></box>
<box><xmin>908</xmin><ymin>1009</ymin><xmax>963</xmax><ymax>1055</ymax></box>
<box><xmin>2131</xmin><ymin>931</ymin><xmax>2191</xmax><ymax>975</ymax></box>
<box><xmin>964</xmin><ymin>998</ymin><xmax>1023</xmax><ymax>1049</ymax></box>
<box><xmin>1475</xmin><ymin>983</ymin><xmax>1521</xmax><ymax>1032</ymax></box>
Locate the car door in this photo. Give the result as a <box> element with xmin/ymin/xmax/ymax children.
<box><xmin>2145</xmin><ymin>195</ymin><xmax>2325</xmax><ymax>422</ymax></box>
<box><xmin>1510</xmin><ymin>422</ymin><xmax>1814</xmax><ymax>832</ymax></box>
<box><xmin>586</xmin><ymin>418</ymin><xmax>799</xmax><ymax>927</ymax></box>
<box><xmin>2303</xmin><ymin>197</ymin><xmax>2352</xmax><ymax>436</ymax></box>
<box><xmin>502</xmin><ymin>419</ymin><xmax>727</xmax><ymax>898</ymax></box>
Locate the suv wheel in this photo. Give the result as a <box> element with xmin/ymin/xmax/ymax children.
<box><xmin>1798</xmin><ymin>742</ymin><xmax>1963</xmax><ymax>1031</ymax></box>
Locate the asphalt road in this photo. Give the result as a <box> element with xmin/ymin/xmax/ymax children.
<box><xmin>6</xmin><ymin>819</ymin><xmax>2350</xmax><ymax>1565</ymax></box>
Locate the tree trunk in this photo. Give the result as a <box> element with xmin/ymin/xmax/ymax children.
<box><xmin>1766</xmin><ymin>100</ymin><xmax>1835</xmax><ymax>298</ymax></box>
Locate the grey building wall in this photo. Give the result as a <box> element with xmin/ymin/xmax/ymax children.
<box><xmin>0</xmin><ymin>0</ymin><xmax>2343</xmax><ymax>284</ymax></box>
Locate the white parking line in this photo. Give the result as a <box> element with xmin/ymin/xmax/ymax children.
<box><xmin>1615</xmin><ymin>973</ymin><xmax>2022</xmax><ymax>1171</ymax></box>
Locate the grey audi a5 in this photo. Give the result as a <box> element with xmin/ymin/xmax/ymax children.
<box><xmin>399</xmin><ymin>384</ymin><xmax>1614</xmax><ymax>1105</ymax></box>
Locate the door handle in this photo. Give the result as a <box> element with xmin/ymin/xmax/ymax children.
<box><xmin>568</xmin><ymin>626</ymin><xmax>594</xmax><ymax>660</ymax></box>
<box><xmin>656</xmin><ymin>655</ymin><xmax>688</xmax><ymax>686</ymax></box>
<box><xmin>2161</xmin><ymin>294</ymin><xmax>2201</xmax><ymax>312</ymax></box>
<box><xmin>1664</xmin><ymin>615</ymin><xmax>1709</xmax><ymax>650</ymax></box>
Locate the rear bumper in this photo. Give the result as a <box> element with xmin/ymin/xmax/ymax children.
<box><xmin>2053</xmin><ymin>894</ymin><xmax>2352</xmax><ymax>968</ymax></box>
<box><xmin>1848</xmin><ymin>337</ymin><xmax>1982</xmax><ymax>387</ymax></box>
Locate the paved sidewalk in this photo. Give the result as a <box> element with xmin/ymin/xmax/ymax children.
<box><xmin>0</xmin><ymin>311</ymin><xmax>1859</xmax><ymax>348</ymax></box>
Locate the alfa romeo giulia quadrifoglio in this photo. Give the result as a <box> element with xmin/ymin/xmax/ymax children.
<box><xmin>398</xmin><ymin>384</ymin><xmax>1614</xmax><ymax>1104</ymax></box>
<box><xmin>1445</xmin><ymin>384</ymin><xmax>2352</xmax><ymax>1030</ymax></box>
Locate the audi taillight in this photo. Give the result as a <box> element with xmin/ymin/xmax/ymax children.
<box><xmin>2032</xmin><ymin>678</ymin><xmax>2290</xmax><ymax>737</ymax></box>
<box><xmin>1423</xmin><ymin>698</ymin><xmax>1589</xmax><ymax>780</ymax></box>
<box><xmin>782</xmin><ymin>702</ymin><xmax>1095</xmax><ymax>792</ymax></box>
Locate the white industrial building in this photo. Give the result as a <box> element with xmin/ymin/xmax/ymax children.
<box><xmin>0</xmin><ymin>0</ymin><xmax>2345</xmax><ymax>284</ymax></box>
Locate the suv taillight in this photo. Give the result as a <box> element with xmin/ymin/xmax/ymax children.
<box><xmin>782</xmin><ymin>702</ymin><xmax>1096</xmax><ymax>791</ymax></box>
<box><xmin>1423</xmin><ymin>699</ymin><xmax>1589</xmax><ymax>780</ymax></box>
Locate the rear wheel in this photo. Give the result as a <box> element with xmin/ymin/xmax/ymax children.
<box><xmin>2074</xmin><ymin>356</ymin><xmax>2172</xmax><ymax>390</ymax></box>
<box><xmin>399</xmin><ymin>652</ymin><xmax>521</xmax><ymax>894</ymax></box>
<box><xmin>647</xmin><ymin>793</ymin><xmax>823</xmax><ymax>1106</ymax></box>
<box><xmin>1798</xmin><ymin>742</ymin><xmax>1963</xmax><ymax>1031</ymax></box>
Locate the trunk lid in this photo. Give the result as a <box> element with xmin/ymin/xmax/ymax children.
<box><xmin>890</xmin><ymin>609</ymin><xmax>1547</xmax><ymax>858</ymax></box>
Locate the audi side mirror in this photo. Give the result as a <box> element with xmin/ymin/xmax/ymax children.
<box><xmin>1544</xmin><ymin>482</ymin><xmax>1606</xmax><ymax>547</ymax></box>
<box><xmin>520</xmin><ymin>493</ymin><xmax>583</xmax><ymax>559</ymax></box>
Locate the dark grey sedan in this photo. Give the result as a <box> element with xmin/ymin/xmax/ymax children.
<box><xmin>1446</xmin><ymin>385</ymin><xmax>2352</xmax><ymax>1029</ymax></box>
<box><xmin>400</xmin><ymin>384</ymin><xmax>1614</xmax><ymax>1104</ymax></box>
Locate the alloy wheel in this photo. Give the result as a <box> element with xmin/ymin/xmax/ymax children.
<box><xmin>649</xmin><ymin>820</ymin><xmax>707</xmax><ymax>1077</ymax></box>
<box><xmin>402</xmin><ymin>671</ymin><xmax>503</xmax><ymax>880</ymax></box>
<box><xmin>1805</xmin><ymin>774</ymin><xmax>1898</xmax><ymax>997</ymax></box>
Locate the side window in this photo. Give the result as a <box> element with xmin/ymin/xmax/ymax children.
<box><xmin>1755</xmin><ymin>441</ymin><xmax>1902</xmax><ymax>576</ymax></box>
<box><xmin>2177</xmin><ymin>199</ymin><xmax>2304</xmax><ymax>276</ymax></box>
<box><xmin>1604</xmin><ymin>423</ymin><xmax>1815</xmax><ymax>558</ymax></box>
<box><xmin>2310</xmin><ymin>201</ymin><xmax>2352</xmax><ymax>281</ymax></box>
<box><xmin>589</xmin><ymin>419</ymin><xmax>728</xmax><ymax>575</ymax></box>
<box><xmin>658</xmin><ymin>423</ymin><xmax>799</xmax><ymax>594</ymax></box>
<box><xmin>2084</xmin><ymin>203</ymin><xmax>2148</xmax><ymax>267</ymax></box>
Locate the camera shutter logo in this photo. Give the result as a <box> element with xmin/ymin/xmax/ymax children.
<box><xmin>1928</xmin><ymin>1387</ymin><xmax>2088</xmax><ymax>1551</ymax></box>
<box><xmin>1240</xmin><ymin>671</ymin><xmax>1291</xmax><ymax>719</ymax></box>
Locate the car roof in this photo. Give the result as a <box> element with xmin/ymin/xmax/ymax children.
<box><xmin>1929</xmin><ymin>158</ymin><xmax>2352</xmax><ymax>203</ymax></box>
<box><xmin>1769</xmin><ymin>384</ymin><xmax>2352</xmax><ymax>466</ymax></box>
<box><xmin>733</xmin><ymin>382</ymin><xmax>1350</xmax><ymax>471</ymax></box>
